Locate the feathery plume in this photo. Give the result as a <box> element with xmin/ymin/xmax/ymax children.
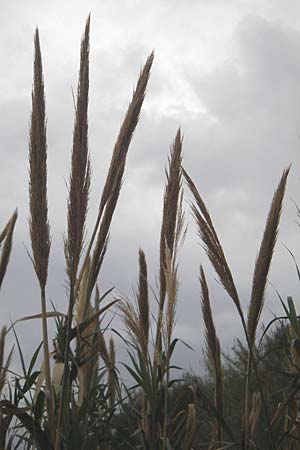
<box><xmin>155</xmin><ymin>130</ymin><xmax>183</xmax><ymax>367</ymax></box>
<box><xmin>65</xmin><ymin>14</ymin><xmax>91</xmax><ymax>285</ymax></box>
<box><xmin>28</xmin><ymin>28</ymin><xmax>54</xmax><ymax>441</ymax></box>
<box><xmin>119</xmin><ymin>298</ymin><xmax>142</xmax><ymax>348</ymax></box>
<box><xmin>183</xmin><ymin>167</ymin><xmax>243</xmax><ymax>320</ymax></box>
<box><xmin>75</xmin><ymin>257</ymin><xmax>98</xmax><ymax>404</ymax></box>
<box><xmin>200</xmin><ymin>266</ymin><xmax>223</xmax><ymax>443</ymax></box>
<box><xmin>99</xmin><ymin>52</ymin><xmax>154</xmax><ymax>216</ymax></box>
<box><xmin>159</xmin><ymin>128</ymin><xmax>183</xmax><ymax>311</ymax></box>
<box><xmin>247</xmin><ymin>167</ymin><xmax>290</xmax><ymax>346</ymax></box>
<box><xmin>98</xmin><ymin>329</ymin><xmax>110</xmax><ymax>368</ymax></box>
<box><xmin>108</xmin><ymin>337</ymin><xmax>116</xmax><ymax>409</ymax></box>
<box><xmin>29</xmin><ymin>28</ymin><xmax>51</xmax><ymax>289</ymax></box>
<box><xmin>164</xmin><ymin>195</ymin><xmax>185</xmax><ymax>349</ymax></box>
<box><xmin>95</xmin><ymin>284</ymin><xmax>101</xmax><ymax>309</ymax></box>
<box><xmin>87</xmin><ymin>52</ymin><xmax>154</xmax><ymax>295</ymax></box>
<box><xmin>164</xmin><ymin>246</ymin><xmax>179</xmax><ymax>349</ymax></box>
<box><xmin>56</xmin><ymin>18</ymin><xmax>92</xmax><ymax>445</ymax></box>
<box><xmin>0</xmin><ymin>210</ymin><xmax>17</xmax><ymax>290</ymax></box>
<box><xmin>119</xmin><ymin>251</ymin><xmax>150</xmax><ymax>361</ymax></box>
<box><xmin>137</xmin><ymin>249</ymin><xmax>149</xmax><ymax>358</ymax></box>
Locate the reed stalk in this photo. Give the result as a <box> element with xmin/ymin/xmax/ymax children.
<box><xmin>162</xmin><ymin>190</ymin><xmax>185</xmax><ymax>450</ymax></box>
<box><xmin>28</xmin><ymin>27</ymin><xmax>54</xmax><ymax>442</ymax></box>
<box><xmin>244</xmin><ymin>166</ymin><xmax>290</xmax><ymax>449</ymax></box>
<box><xmin>55</xmin><ymin>16</ymin><xmax>91</xmax><ymax>448</ymax></box>
<box><xmin>155</xmin><ymin>129</ymin><xmax>182</xmax><ymax>369</ymax></box>
<box><xmin>200</xmin><ymin>266</ymin><xmax>223</xmax><ymax>444</ymax></box>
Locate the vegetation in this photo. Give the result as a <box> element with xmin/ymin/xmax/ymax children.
<box><xmin>0</xmin><ymin>16</ymin><xmax>300</xmax><ymax>450</ymax></box>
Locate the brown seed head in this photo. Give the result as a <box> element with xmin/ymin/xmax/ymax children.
<box><xmin>65</xmin><ymin>15</ymin><xmax>91</xmax><ymax>283</ymax></box>
<box><xmin>88</xmin><ymin>53</ymin><xmax>154</xmax><ymax>294</ymax></box>
<box><xmin>200</xmin><ymin>266</ymin><xmax>223</xmax><ymax>441</ymax></box>
<box><xmin>159</xmin><ymin>128</ymin><xmax>183</xmax><ymax>311</ymax></box>
<box><xmin>247</xmin><ymin>167</ymin><xmax>290</xmax><ymax>346</ymax></box>
<box><xmin>29</xmin><ymin>28</ymin><xmax>51</xmax><ymax>289</ymax></box>
<box><xmin>137</xmin><ymin>248</ymin><xmax>149</xmax><ymax>355</ymax></box>
<box><xmin>99</xmin><ymin>52</ymin><xmax>154</xmax><ymax>216</ymax></box>
<box><xmin>0</xmin><ymin>210</ymin><xmax>17</xmax><ymax>290</ymax></box>
<box><xmin>183</xmin><ymin>167</ymin><xmax>242</xmax><ymax>319</ymax></box>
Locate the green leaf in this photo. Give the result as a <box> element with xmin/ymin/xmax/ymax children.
<box><xmin>123</xmin><ymin>363</ymin><xmax>143</xmax><ymax>386</ymax></box>
<box><xmin>28</xmin><ymin>341</ymin><xmax>43</xmax><ymax>376</ymax></box>
<box><xmin>22</xmin><ymin>371</ymin><xmax>40</xmax><ymax>395</ymax></box>
<box><xmin>34</xmin><ymin>390</ymin><xmax>45</xmax><ymax>421</ymax></box>
<box><xmin>11</xmin><ymin>324</ymin><xmax>26</xmax><ymax>378</ymax></box>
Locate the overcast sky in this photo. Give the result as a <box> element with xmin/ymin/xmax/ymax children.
<box><xmin>1</xmin><ymin>0</ymin><xmax>300</xmax><ymax>373</ymax></box>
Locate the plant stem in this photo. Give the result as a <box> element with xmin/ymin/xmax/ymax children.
<box><xmin>55</xmin><ymin>280</ymin><xmax>75</xmax><ymax>450</ymax></box>
<box><xmin>162</xmin><ymin>350</ymin><xmax>170</xmax><ymax>450</ymax></box>
<box><xmin>41</xmin><ymin>286</ymin><xmax>54</xmax><ymax>444</ymax></box>
<box><xmin>240</xmin><ymin>314</ymin><xmax>273</xmax><ymax>450</ymax></box>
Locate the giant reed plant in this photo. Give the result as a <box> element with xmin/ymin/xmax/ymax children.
<box><xmin>28</xmin><ymin>27</ymin><xmax>54</xmax><ymax>443</ymax></box>
<box><xmin>1</xmin><ymin>14</ymin><xmax>300</xmax><ymax>450</ymax></box>
<box><xmin>183</xmin><ymin>165</ymin><xmax>290</xmax><ymax>449</ymax></box>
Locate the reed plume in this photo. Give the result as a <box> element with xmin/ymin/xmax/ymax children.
<box><xmin>182</xmin><ymin>167</ymin><xmax>243</xmax><ymax>321</ymax></box>
<box><xmin>29</xmin><ymin>28</ymin><xmax>51</xmax><ymax>290</ymax></box>
<box><xmin>75</xmin><ymin>257</ymin><xmax>98</xmax><ymax>405</ymax></box>
<box><xmin>99</xmin><ymin>52</ymin><xmax>154</xmax><ymax>217</ymax></box>
<box><xmin>0</xmin><ymin>210</ymin><xmax>17</xmax><ymax>289</ymax></box>
<box><xmin>164</xmin><ymin>193</ymin><xmax>185</xmax><ymax>350</ymax></box>
<box><xmin>87</xmin><ymin>52</ymin><xmax>154</xmax><ymax>296</ymax></box>
<box><xmin>159</xmin><ymin>128</ymin><xmax>183</xmax><ymax>311</ymax></box>
<box><xmin>137</xmin><ymin>249</ymin><xmax>150</xmax><ymax>438</ymax></box>
<box><xmin>137</xmin><ymin>248</ymin><xmax>149</xmax><ymax>359</ymax></box>
<box><xmin>98</xmin><ymin>332</ymin><xmax>117</xmax><ymax>410</ymax></box>
<box><xmin>56</xmin><ymin>17</ymin><xmax>92</xmax><ymax>445</ymax></box>
<box><xmin>65</xmin><ymin>14</ymin><xmax>91</xmax><ymax>285</ymax></box>
<box><xmin>95</xmin><ymin>284</ymin><xmax>101</xmax><ymax>309</ymax></box>
<box><xmin>98</xmin><ymin>329</ymin><xmax>110</xmax><ymax>368</ymax></box>
<box><xmin>247</xmin><ymin>167</ymin><xmax>290</xmax><ymax>347</ymax></box>
<box><xmin>161</xmin><ymin>188</ymin><xmax>185</xmax><ymax>450</ymax></box>
<box><xmin>200</xmin><ymin>266</ymin><xmax>223</xmax><ymax>443</ymax></box>
<box><xmin>183</xmin><ymin>167</ymin><xmax>275</xmax><ymax>443</ymax></box>
<box><xmin>120</xmin><ymin>250</ymin><xmax>150</xmax><ymax>360</ymax></box>
<box><xmin>119</xmin><ymin>298</ymin><xmax>143</xmax><ymax>350</ymax></box>
<box><xmin>155</xmin><ymin>129</ymin><xmax>183</xmax><ymax>366</ymax></box>
<box><xmin>28</xmin><ymin>27</ymin><xmax>54</xmax><ymax>440</ymax></box>
<box><xmin>108</xmin><ymin>337</ymin><xmax>116</xmax><ymax>410</ymax></box>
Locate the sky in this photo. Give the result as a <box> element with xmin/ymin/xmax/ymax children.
<box><xmin>1</xmin><ymin>0</ymin><xmax>300</xmax><ymax>374</ymax></box>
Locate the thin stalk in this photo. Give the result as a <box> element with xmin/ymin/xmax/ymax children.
<box><xmin>162</xmin><ymin>349</ymin><xmax>170</xmax><ymax>450</ymax></box>
<box><xmin>244</xmin><ymin>354</ymin><xmax>251</xmax><ymax>450</ymax></box>
<box><xmin>40</xmin><ymin>286</ymin><xmax>54</xmax><ymax>442</ymax></box>
<box><xmin>240</xmin><ymin>315</ymin><xmax>273</xmax><ymax>450</ymax></box>
<box><xmin>155</xmin><ymin>130</ymin><xmax>182</xmax><ymax>371</ymax></box>
<box><xmin>55</xmin><ymin>280</ymin><xmax>75</xmax><ymax>450</ymax></box>
<box><xmin>28</xmin><ymin>27</ymin><xmax>54</xmax><ymax>444</ymax></box>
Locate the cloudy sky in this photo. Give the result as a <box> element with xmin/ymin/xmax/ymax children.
<box><xmin>1</xmin><ymin>0</ymin><xmax>300</xmax><ymax>373</ymax></box>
